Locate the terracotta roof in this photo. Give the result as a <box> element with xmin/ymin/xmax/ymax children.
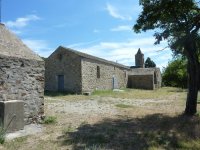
<box><xmin>58</xmin><ymin>46</ymin><xmax>130</xmax><ymax>70</ymax></box>
<box><xmin>0</xmin><ymin>24</ymin><xmax>43</xmax><ymax>61</ymax></box>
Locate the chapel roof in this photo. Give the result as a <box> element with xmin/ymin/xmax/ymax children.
<box><xmin>55</xmin><ymin>46</ymin><xmax>130</xmax><ymax>70</ymax></box>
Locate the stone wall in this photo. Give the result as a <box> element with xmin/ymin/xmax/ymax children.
<box><xmin>129</xmin><ymin>68</ymin><xmax>162</xmax><ymax>89</ymax></box>
<box><xmin>81</xmin><ymin>58</ymin><xmax>128</xmax><ymax>92</ymax></box>
<box><xmin>0</xmin><ymin>55</ymin><xmax>45</xmax><ymax>124</ymax></box>
<box><xmin>45</xmin><ymin>48</ymin><xmax>82</xmax><ymax>93</ymax></box>
<box><xmin>128</xmin><ymin>74</ymin><xmax>154</xmax><ymax>90</ymax></box>
<box><xmin>154</xmin><ymin>68</ymin><xmax>162</xmax><ymax>88</ymax></box>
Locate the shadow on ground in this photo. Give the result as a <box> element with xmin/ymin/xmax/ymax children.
<box><xmin>44</xmin><ymin>91</ymin><xmax>75</xmax><ymax>97</ymax></box>
<box><xmin>58</xmin><ymin>114</ymin><xmax>200</xmax><ymax>150</ymax></box>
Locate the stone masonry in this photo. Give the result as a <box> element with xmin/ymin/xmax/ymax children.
<box><xmin>45</xmin><ymin>46</ymin><xmax>129</xmax><ymax>93</ymax></box>
<box><xmin>45</xmin><ymin>46</ymin><xmax>82</xmax><ymax>93</ymax></box>
<box><xmin>81</xmin><ymin>58</ymin><xmax>128</xmax><ymax>93</ymax></box>
<box><xmin>0</xmin><ymin>24</ymin><xmax>45</xmax><ymax>128</ymax></box>
<box><xmin>45</xmin><ymin>46</ymin><xmax>162</xmax><ymax>93</ymax></box>
<box><xmin>0</xmin><ymin>55</ymin><xmax>45</xmax><ymax>124</ymax></box>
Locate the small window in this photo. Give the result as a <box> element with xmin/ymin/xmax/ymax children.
<box><xmin>97</xmin><ymin>66</ymin><xmax>100</xmax><ymax>78</ymax></box>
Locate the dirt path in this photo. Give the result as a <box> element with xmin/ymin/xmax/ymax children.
<box><xmin>45</xmin><ymin>95</ymin><xmax>182</xmax><ymax>126</ymax></box>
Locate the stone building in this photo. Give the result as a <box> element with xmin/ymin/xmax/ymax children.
<box><xmin>128</xmin><ymin>68</ymin><xmax>162</xmax><ymax>90</ymax></box>
<box><xmin>129</xmin><ymin>49</ymin><xmax>162</xmax><ymax>90</ymax></box>
<box><xmin>45</xmin><ymin>46</ymin><xmax>129</xmax><ymax>93</ymax></box>
<box><xmin>45</xmin><ymin>46</ymin><xmax>161</xmax><ymax>93</ymax></box>
<box><xmin>0</xmin><ymin>24</ymin><xmax>45</xmax><ymax>132</ymax></box>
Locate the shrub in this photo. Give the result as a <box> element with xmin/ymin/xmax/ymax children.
<box><xmin>42</xmin><ymin>116</ymin><xmax>57</xmax><ymax>124</ymax></box>
<box><xmin>162</xmin><ymin>57</ymin><xmax>187</xmax><ymax>88</ymax></box>
<box><xmin>0</xmin><ymin>126</ymin><xmax>5</xmax><ymax>144</ymax></box>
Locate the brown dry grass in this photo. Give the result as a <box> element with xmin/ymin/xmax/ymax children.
<box><xmin>1</xmin><ymin>87</ymin><xmax>200</xmax><ymax>150</ymax></box>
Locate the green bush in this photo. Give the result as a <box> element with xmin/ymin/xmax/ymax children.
<box><xmin>0</xmin><ymin>126</ymin><xmax>5</xmax><ymax>144</ymax></box>
<box><xmin>42</xmin><ymin>116</ymin><xmax>57</xmax><ymax>124</ymax></box>
<box><xmin>162</xmin><ymin>57</ymin><xmax>187</xmax><ymax>88</ymax></box>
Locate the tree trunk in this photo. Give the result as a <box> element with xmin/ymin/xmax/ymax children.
<box><xmin>184</xmin><ymin>37</ymin><xmax>200</xmax><ymax>115</ymax></box>
<box><xmin>185</xmin><ymin>60</ymin><xmax>199</xmax><ymax>115</ymax></box>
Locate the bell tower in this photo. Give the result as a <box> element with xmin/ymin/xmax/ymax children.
<box><xmin>135</xmin><ymin>48</ymin><xmax>144</xmax><ymax>68</ymax></box>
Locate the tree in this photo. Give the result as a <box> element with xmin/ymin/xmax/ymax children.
<box><xmin>145</xmin><ymin>57</ymin><xmax>156</xmax><ymax>68</ymax></box>
<box><xmin>134</xmin><ymin>0</ymin><xmax>200</xmax><ymax>115</ymax></box>
<box><xmin>162</xmin><ymin>57</ymin><xmax>187</xmax><ymax>88</ymax></box>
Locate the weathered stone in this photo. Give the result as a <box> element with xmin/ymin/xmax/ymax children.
<box><xmin>0</xmin><ymin>100</ymin><xmax>24</xmax><ymax>132</ymax></box>
<box><xmin>128</xmin><ymin>74</ymin><xmax>154</xmax><ymax>90</ymax></box>
<box><xmin>0</xmin><ymin>24</ymin><xmax>45</xmax><ymax>128</ymax></box>
<box><xmin>45</xmin><ymin>46</ymin><xmax>129</xmax><ymax>93</ymax></box>
<box><xmin>45</xmin><ymin>46</ymin><xmax>162</xmax><ymax>93</ymax></box>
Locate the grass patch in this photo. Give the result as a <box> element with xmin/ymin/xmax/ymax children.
<box><xmin>115</xmin><ymin>104</ymin><xmax>133</xmax><ymax>108</ymax></box>
<box><xmin>0</xmin><ymin>127</ymin><xmax>5</xmax><ymax>144</ymax></box>
<box><xmin>92</xmin><ymin>90</ymin><xmax>114</xmax><ymax>96</ymax></box>
<box><xmin>84</xmin><ymin>145</ymin><xmax>107</xmax><ymax>150</ymax></box>
<box><xmin>92</xmin><ymin>87</ymin><xmax>187</xmax><ymax>100</ymax></box>
<box><xmin>63</xmin><ymin>114</ymin><xmax>200</xmax><ymax>150</ymax></box>
<box><xmin>3</xmin><ymin>136</ymin><xmax>28</xmax><ymax>149</ymax></box>
<box><xmin>42</xmin><ymin>116</ymin><xmax>57</xmax><ymax>124</ymax></box>
<box><xmin>63</xmin><ymin>124</ymin><xmax>74</xmax><ymax>133</ymax></box>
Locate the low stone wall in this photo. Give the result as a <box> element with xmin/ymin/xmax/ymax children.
<box><xmin>129</xmin><ymin>68</ymin><xmax>162</xmax><ymax>89</ymax></box>
<box><xmin>128</xmin><ymin>74</ymin><xmax>154</xmax><ymax>90</ymax></box>
<box><xmin>0</xmin><ymin>55</ymin><xmax>45</xmax><ymax>124</ymax></box>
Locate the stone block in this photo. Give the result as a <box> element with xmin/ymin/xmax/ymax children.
<box><xmin>0</xmin><ymin>100</ymin><xmax>24</xmax><ymax>132</ymax></box>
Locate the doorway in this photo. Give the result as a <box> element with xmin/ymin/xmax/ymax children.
<box><xmin>58</xmin><ymin>75</ymin><xmax>64</xmax><ymax>91</ymax></box>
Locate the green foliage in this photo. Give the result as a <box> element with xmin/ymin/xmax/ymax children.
<box><xmin>0</xmin><ymin>127</ymin><xmax>5</xmax><ymax>144</ymax></box>
<box><xmin>134</xmin><ymin>0</ymin><xmax>200</xmax><ymax>54</ymax></box>
<box><xmin>162</xmin><ymin>57</ymin><xmax>187</xmax><ymax>88</ymax></box>
<box><xmin>42</xmin><ymin>116</ymin><xmax>57</xmax><ymax>124</ymax></box>
<box><xmin>145</xmin><ymin>57</ymin><xmax>156</xmax><ymax>68</ymax></box>
<box><xmin>115</xmin><ymin>104</ymin><xmax>133</xmax><ymax>108</ymax></box>
<box><xmin>92</xmin><ymin>90</ymin><xmax>114</xmax><ymax>96</ymax></box>
<box><xmin>134</xmin><ymin>0</ymin><xmax>200</xmax><ymax>115</ymax></box>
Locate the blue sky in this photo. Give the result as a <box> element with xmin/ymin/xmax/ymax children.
<box><xmin>2</xmin><ymin>0</ymin><xmax>172</xmax><ymax>69</ymax></box>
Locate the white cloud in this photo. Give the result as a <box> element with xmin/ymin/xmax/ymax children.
<box><xmin>111</xmin><ymin>25</ymin><xmax>132</xmax><ymax>32</ymax></box>
<box><xmin>106</xmin><ymin>3</ymin><xmax>132</xmax><ymax>20</ymax></box>
<box><xmin>66</xmin><ymin>37</ymin><xmax>171</xmax><ymax>68</ymax></box>
<box><xmin>22</xmin><ymin>39</ymin><xmax>52</xmax><ymax>57</ymax></box>
<box><xmin>5</xmin><ymin>15</ymin><xmax>40</xmax><ymax>28</ymax></box>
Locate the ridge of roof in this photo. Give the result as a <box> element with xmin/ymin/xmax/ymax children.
<box><xmin>59</xmin><ymin>46</ymin><xmax>130</xmax><ymax>70</ymax></box>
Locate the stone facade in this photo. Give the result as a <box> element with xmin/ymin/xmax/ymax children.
<box><xmin>128</xmin><ymin>75</ymin><xmax>154</xmax><ymax>90</ymax></box>
<box><xmin>45</xmin><ymin>47</ymin><xmax>82</xmax><ymax>93</ymax></box>
<box><xmin>0</xmin><ymin>24</ymin><xmax>45</xmax><ymax>127</ymax></box>
<box><xmin>45</xmin><ymin>46</ymin><xmax>129</xmax><ymax>93</ymax></box>
<box><xmin>45</xmin><ymin>46</ymin><xmax>162</xmax><ymax>93</ymax></box>
<box><xmin>128</xmin><ymin>68</ymin><xmax>162</xmax><ymax>90</ymax></box>
<box><xmin>0</xmin><ymin>55</ymin><xmax>45</xmax><ymax>124</ymax></box>
<box><xmin>81</xmin><ymin>58</ymin><xmax>128</xmax><ymax>92</ymax></box>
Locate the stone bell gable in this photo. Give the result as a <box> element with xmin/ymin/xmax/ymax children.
<box><xmin>0</xmin><ymin>24</ymin><xmax>45</xmax><ymax>132</ymax></box>
<box><xmin>135</xmin><ymin>48</ymin><xmax>144</xmax><ymax>68</ymax></box>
